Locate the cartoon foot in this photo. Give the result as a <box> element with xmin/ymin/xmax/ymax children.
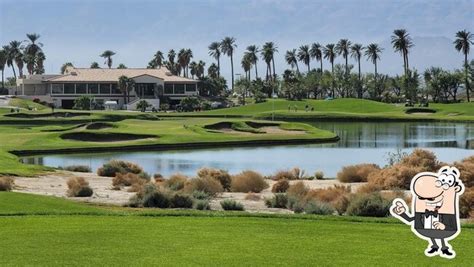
<box><xmin>426</xmin><ymin>247</ymin><xmax>439</xmax><ymax>255</ymax></box>
<box><xmin>441</xmin><ymin>248</ymin><xmax>453</xmax><ymax>256</ymax></box>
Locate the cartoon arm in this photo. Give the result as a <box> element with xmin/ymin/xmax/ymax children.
<box><xmin>390</xmin><ymin>199</ymin><xmax>414</xmax><ymax>224</ymax></box>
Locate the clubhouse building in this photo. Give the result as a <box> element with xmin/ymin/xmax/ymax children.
<box><xmin>15</xmin><ymin>66</ymin><xmax>198</xmax><ymax>109</ymax></box>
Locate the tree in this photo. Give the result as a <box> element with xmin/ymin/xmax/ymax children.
<box><xmin>208</xmin><ymin>42</ymin><xmax>221</xmax><ymax>77</ymax></box>
<box><xmin>73</xmin><ymin>95</ymin><xmax>93</xmax><ymax>110</ymax></box>
<box><xmin>235</xmin><ymin>77</ymin><xmax>251</xmax><ymax>105</ymax></box>
<box><xmin>365</xmin><ymin>43</ymin><xmax>383</xmax><ymax>84</ymax></box>
<box><xmin>245</xmin><ymin>45</ymin><xmax>259</xmax><ymax>79</ymax></box>
<box><xmin>24</xmin><ymin>54</ymin><xmax>36</xmax><ymax>75</ymax></box>
<box><xmin>310</xmin><ymin>43</ymin><xmax>323</xmax><ymax>72</ymax></box>
<box><xmin>285</xmin><ymin>49</ymin><xmax>299</xmax><ymax>72</ymax></box>
<box><xmin>189</xmin><ymin>61</ymin><xmax>198</xmax><ymax>79</ymax></box>
<box><xmin>241</xmin><ymin>54</ymin><xmax>252</xmax><ymax>81</ymax></box>
<box><xmin>207</xmin><ymin>63</ymin><xmax>219</xmax><ymax>79</ymax></box>
<box><xmin>117</xmin><ymin>63</ymin><xmax>127</xmax><ymax>69</ymax></box>
<box><xmin>100</xmin><ymin>50</ymin><xmax>116</xmax><ymax>68</ymax></box>
<box><xmin>61</xmin><ymin>62</ymin><xmax>74</xmax><ymax>74</ymax></box>
<box><xmin>196</xmin><ymin>61</ymin><xmax>205</xmax><ymax>79</ymax></box>
<box><xmin>118</xmin><ymin>75</ymin><xmax>134</xmax><ymax>105</ymax></box>
<box><xmin>136</xmin><ymin>100</ymin><xmax>151</xmax><ymax>112</ymax></box>
<box><xmin>262</xmin><ymin>42</ymin><xmax>278</xmax><ymax>81</ymax></box>
<box><xmin>9</xmin><ymin>41</ymin><xmax>24</xmax><ymax>78</ymax></box>
<box><xmin>152</xmin><ymin>50</ymin><xmax>164</xmax><ymax>69</ymax></box>
<box><xmin>454</xmin><ymin>30</ymin><xmax>473</xmax><ymax>102</ymax></box>
<box><xmin>90</xmin><ymin>62</ymin><xmax>100</xmax><ymax>68</ymax></box>
<box><xmin>220</xmin><ymin>37</ymin><xmax>237</xmax><ymax>90</ymax></box>
<box><xmin>336</xmin><ymin>39</ymin><xmax>352</xmax><ymax>76</ymax></box>
<box><xmin>35</xmin><ymin>51</ymin><xmax>45</xmax><ymax>74</ymax></box>
<box><xmin>391</xmin><ymin>29</ymin><xmax>414</xmax><ymax>75</ymax></box>
<box><xmin>0</xmin><ymin>49</ymin><xmax>6</xmax><ymax>88</ymax></box>
<box><xmin>323</xmin><ymin>44</ymin><xmax>336</xmax><ymax>96</ymax></box>
<box><xmin>351</xmin><ymin>43</ymin><xmax>364</xmax><ymax>98</ymax></box>
<box><xmin>297</xmin><ymin>45</ymin><xmax>311</xmax><ymax>72</ymax></box>
<box><xmin>24</xmin><ymin>33</ymin><xmax>43</xmax><ymax>57</ymax></box>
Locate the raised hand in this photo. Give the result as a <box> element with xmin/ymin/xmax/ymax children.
<box><xmin>392</xmin><ymin>199</ymin><xmax>407</xmax><ymax>215</ymax></box>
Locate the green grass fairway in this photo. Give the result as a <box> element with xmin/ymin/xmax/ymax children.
<box><xmin>175</xmin><ymin>98</ymin><xmax>474</xmax><ymax>122</ymax></box>
<box><xmin>0</xmin><ymin>192</ymin><xmax>473</xmax><ymax>266</ymax></box>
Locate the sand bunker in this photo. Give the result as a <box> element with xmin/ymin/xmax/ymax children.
<box><xmin>405</xmin><ymin>108</ymin><xmax>436</xmax><ymax>115</ymax></box>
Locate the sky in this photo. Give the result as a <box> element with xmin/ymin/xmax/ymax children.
<box><xmin>1</xmin><ymin>0</ymin><xmax>473</xmax><ymax>84</ymax></box>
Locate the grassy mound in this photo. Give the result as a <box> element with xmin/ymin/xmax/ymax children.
<box><xmin>85</xmin><ymin>122</ymin><xmax>116</xmax><ymax>130</ymax></box>
<box><xmin>5</xmin><ymin>112</ymin><xmax>90</xmax><ymax>118</ymax></box>
<box><xmin>203</xmin><ymin>121</ymin><xmax>264</xmax><ymax>134</ymax></box>
<box><xmin>60</xmin><ymin>132</ymin><xmax>156</xmax><ymax>142</ymax></box>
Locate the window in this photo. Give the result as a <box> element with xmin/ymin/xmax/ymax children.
<box><xmin>99</xmin><ymin>84</ymin><xmax>111</xmax><ymax>94</ymax></box>
<box><xmin>185</xmin><ymin>84</ymin><xmax>196</xmax><ymax>92</ymax></box>
<box><xmin>164</xmin><ymin>83</ymin><xmax>174</xmax><ymax>94</ymax></box>
<box><xmin>76</xmin><ymin>83</ymin><xmax>87</xmax><ymax>94</ymax></box>
<box><xmin>88</xmin><ymin>84</ymin><xmax>98</xmax><ymax>94</ymax></box>
<box><xmin>51</xmin><ymin>84</ymin><xmax>63</xmax><ymax>94</ymax></box>
<box><xmin>111</xmin><ymin>83</ymin><xmax>120</xmax><ymax>94</ymax></box>
<box><xmin>174</xmin><ymin>84</ymin><xmax>185</xmax><ymax>94</ymax></box>
<box><xmin>64</xmin><ymin>83</ymin><xmax>75</xmax><ymax>94</ymax></box>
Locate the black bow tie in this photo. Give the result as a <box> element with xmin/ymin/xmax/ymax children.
<box><xmin>425</xmin><ymin>209</ymin><xmax>438</xmax><ymax>218</ymax></box>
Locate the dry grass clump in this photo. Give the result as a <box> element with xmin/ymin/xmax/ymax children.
<box><xmin>66</xmin><ymin>177</ymin><xmax>93</xmax><ymax>197</ymax></box>
<box><xmin>271</xmin><ymin>167</ymin><xmax>306</xmax><ymax>180</ymax></box>
<box><xmin>230</xmin><ymin>170</ymin><xmax>269</xmax><ymax>193</ymax></box>
<box><xmin>154</xmin><ymin>173</ymin><xmax>165</xmax><ymax>183</ymax></box>
<box><xmin>197</xmin><ymin>168</ymin><xmax>232</xmax><ymax>191</ymax></box>
<box><xmin>304</xmin><ymin>185</ymin><xmax>351</xmax><ymax>215</ymax></box>
<box><xmin>337</xmin><ymin>164</ymin><xmax>380</xmax><ymax>183</ymax></box>
<box><xmin>272</xmin><ymin>179</ymin><xmax>289</xmax><ymax>193</ymax></box>
<box><xmin>184</xmin><ymin>176</ymin><xmax>224</xmax><ymax>197</ymax></box>
<box><xmin>460</xmin><ymin>187</ymin><xmax>474</xmax><ymax>218</ymax></box>
<box><xmin>97</xmin><ymin>160</ymin><xmax>143</xmax><ymax>177</ymax></box>
<box><xmin>454</xmin><ymin>156</ymin><xmax>474</xmax><ymax>188</ymax></box>
<box><xmin>164</xmin><ymin>174</ymin><xmax>188</xmax><ymax>191</ymax></box>
<box><xmin>286</xmin><ymin>181</ymin><xmax>309</xmax><ymax>211</ymax></box>
<box><xmin>63</xmin><ymin>165</ymin><xmax>92</xmax><ymax>173</ymax></box>
<box><xmin>314</xmin><ymin>171</ymin><xmax>324</xmax><ymax>180</ymax></box>
<box><xmin>245</xmin><ymin>192</ymin><xmax>261</xmax><ymax>201</ymax></box>
<box><xmin>112</xmin><ymin>173</ymin><xmax>147</xmax><ymax>192</ymax></box>
<box><xmin>0</xmin><ymin>177</ymin><xmax>14</xmax><ymax>191</ymax></box>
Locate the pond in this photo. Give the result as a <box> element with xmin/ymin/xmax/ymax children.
<box><xmin>22</xmin><ymin>122</ymin><xmax>474</xmax><ymax>178</ymax></box>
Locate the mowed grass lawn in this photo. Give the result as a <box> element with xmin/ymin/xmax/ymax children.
<box><xmin>0</xmin><ymin>192</ymin><xmax>473</xmax><ymax>266</ymax></box>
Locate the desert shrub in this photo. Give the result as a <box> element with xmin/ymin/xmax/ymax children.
<box><xmin>154</xmin><ymin>173</ymin><xmax>165</xmax><ymax>182</ymax></box>
<box><xmin>97</xmin><ymin>160</ymin><xmax>143</xmax><ymax>177</ymax></box>
<box><xmin>337</xmin><ymin>163</ymin><xmax>380</xmax><ymax>183</ymax></box>
<box><xmin>265</xmin><ymin>193</ymin><xmax>288</xmax><ymax>208</ymax></box>
<box><xmin>170</xmin><ymin>194</ymin><xmax>194</xmax><ymax>208</ymax></box>
<box><xmin>64</xmin><ymin>165</ymin><xmax>92</xmax><ymax>173</ymax></box>
<box><xmin>138</xmin><ymin>172</ymin><xmax>151</xmax><ymax>181</ymax></box>
<box><xmin>0</xmin><ymin>177</ymin><xmax>14</xmax><ymax>191</ymax></box>
<box><xmin>197</xmin><ymin>168</ymin><xmax>232</xmax><ymax>191</ymax></box>
<box><xmin>66</xmin><ymin>177</ymin><xmax>93</xmax><ymax>197</ymax></box>
<box><xmin>314</xmin><ymin>171</ymin><xmax>324</xmax><ymax>180</ymax></box>
<box><xmin>164</xmin><ymin>174</ymin><xmax>188</xmax><ymax>191</ymax></box>
<box><xmin>230</xmin><ymin>170</ymin><xmax>268</xmax><ymax>193</ymax></box>
<box><xmin>128</xmin><ymin>183</ymin><xmax>156</xmax><ymax>207</ymax></box>
<box><xmin>356</xmin><ymin>183</ymin><xmax>383</xmax><ymax>194</ymax></box>
<box><xmin>286</xmin><ymin>181</ymin><xmax>309</xmax><ymax>211</ymax></box>
<box><xmin>333</xmin><ymin>194</ymin><xmax>351</xmax><ymax>215</ymax></box>
<box><xmin>220</xmin><ymin>199</ymin><xmax>244</xmax><ymax>211</ymax></box>
<box><xmin>304</xmin><ymin>200</ymin><xmax>335</xmax><ymax>215</ymax></box>
<box><xmin>305</xmin><ymin>185</ymin><xmax>351</xmax><ymax>203</ymax></box>
<box><xmin>143</xmin><ymin>190</ymin><xmax>172</xmax><ymax>208</ymax></box>
<box><xmin>245</xmin><ymin>192</ymin><xmax>261</xmax><ymax>201</ymax></box>
<box><xmin>272</xmin><ymin>179</ymin><xmax>289</xmax><ymax>193</ymax></box>
<box><xmin>346</xmin><ymin>192</ymin><xmax>391</xmax><ymax>217</ymax></box>
<box><xmin>194</xmin><ymin>200</ymin><xmax>211</xmax><ymax>210</ymax></box>
<box><xmin>112</xmin><ymin>173</ymin><xmax>147</xmax><ymax>191</ymax></box>
<box><xmin>459</xmin><ymin>187</ymin><xmax>474</xmax><ymax>218</ymax></box>
<box><xmin>454</xmin><ymin>155</ymin><xmax>474</xmax><ymax>188</ymax></box>
<box><xmin>192</xmin><ymin>190</ymin><xmax>211</xmax><ymax>200</ymax></box>
<box><xmin>185</xmin><ymin>176</ymin><xmax>224</xmax><ymax>197</ymax></box>
<box><xmin>271</xmin><ymin>167</ymin><xmax>306</xmax><ymax>180</ymax></box>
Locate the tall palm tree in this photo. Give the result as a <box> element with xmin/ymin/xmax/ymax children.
<box><xmin>323</xmin><ymin>44</ymin><xmax>336</xmax><ymax>97</ymax></box>
<box><xmin>245</xmin><ymin>45</ymin><xmax>259</xmax><ymax>79</ymax></box>
<box><xmin>261</xmin><ymin>42</ymin><xmax>278</xmax><ymax>81</ymax></box>
<box><xmin>208</xmin><ymin>42</ymin><xmax>221</xmax><ymax>77</ymax></box>
<box><xmin>365</xmin><ymin>43</ymin><xmax>383</xmax><ymax>85</ymax></box>
<box><xmin>35</xmin><ymin>51</ymin><xmax>45</xmax><ymax>74</ymax></box>
<box><xmin>391</xmin><ymin>29</ymin><xmax>414</xmax><ymax>75</ymax></box>
<box><xmin>24</xmin><ymin>54</ymin><xmax>36</xmax><ymax>75</ymax></box>
<box><xmin>208</xmin><ymin>63</ymin><xmax>219</xmax><ymax>79</ymax></box>
<box><xmin>60</xmin><ymin>62</ymin><xmax>74</xmax><ymax>74</ymax></box>
<box><xmin>118</xmin><ymin>75</ymin><xmax>129</xmax><ymax>105</ymax></box>
<box><xmin>100</xmin><ymin>50</ymin><xmax>116</xmax><ymax>68</ymax></box>
<box><xmin>3</xmin><ymin>45</ymin><xmax>16</xmax><ymax>79</ymax></box>
<box><xmin>24</xmin><ymin>33</ymin><xmax>43</xmax><ymax>57</ymax></box>
<box><xmin>336</xmin><ymin>39</ymin><xmax>352</xmax><ymax>76</ymax></box>
<box><xmin>152</xmin><ymin>51</ymin><xmax>164</xmax><ymax>69</ymax></box>
<box><xmin>189</xmin><ymin>61</ymin><xmax>198</xmax><ymax>79</ymax></box>
<box><xmin>241</xmin><ymin>54</ymin><xmax>252</xmax><ymax>81</ymax></box>
<box><xmin>184</xmin><ymin>49</ymin><xmax>193</xmax><ymax>77</ymax></box>
<box><xmin>285</xmin><ymin>49</ymin><xmax>299</xmax><ymax>72</ymax></box>
<box><xmin>351</xmin><ymin>43</ymin><xmax>364</xmax><ymax>98</ymax></box>
<box><xmin>197</xmin><ymin>60</ymin><xmax>205</xmax><ymax>79</ymax></box>
<box><xmin>168</xmin><ymin>49</ymin><xmax>176</xmax><ymax>65</ymax></box>
<box><xmin>310</xmin><ymin>43</ymin><xmax>323</xmax><ymax>72</ymax></box>
<box><xmin>297</xmin><ymin>45</ymin><xmax>311</xmax><ymax>72</ymax></box>
<box><xmin>0</xmin><ymin>49</ymin><xmax>6</xmax><ymax>88</ymax></box>
<box><xmin>454</xmin><ymin>30</ymin><xmax>473</xmax><ymax>102</ymax></box>
<box><xmin>220</xmin><ymin>37</ymin><xmax>237</xmax><ymax>89</ymax></box>
<box><xmin>9</xmin><ymin>41</ymin><xmax>23</xmax><ymax>77</ymax></box>
<box><xmin>178</xmin><ymin>49</ymin><xmax>187</xmax><ymax>77</ymax></box>
<box><xmin>90</xmin><ymin>62</ymin><xmax>100</xmax><ymax>69</ymax></box>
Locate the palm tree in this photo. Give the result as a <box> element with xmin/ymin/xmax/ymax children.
<box><xmin>285</xmin><ymin>49</ymin><xmax>299</xmax><ymax>72</ymax></box>
<box><xmin>152</xmin><ymin>51</ymin><xmax>164</xmax><ymax>68</ymax></box>
<box><xmin>245</xmin><ymin>45</ymin><xmax>259</xmax><ymax>79</ymax></box>
<box><xmin>3</xmin><ymin>45</ymin><xmax>16</xmax><ymax>79</ymax></box>
<box><xmin>351</xmin><ymin>43</ymin><xmax>364</xmax><ymax>98</ymax></box>
<box><xmin>454</xmin><ymin>30</ymin><xmax>474</xmax><ymax>102</ymax></box>
<box><xmin>208</xmin><ymin>63</ymin><xmax>219</xmax><ymax>79</ymax></box>
<box><xmin>60</xmin><ymin>62</ymin><xmax>74</xmax><ymax>74</ymax></box>
<box><xmin>297</xmin><ymin>45</ymin><xmax>311</xmax><ymax>72</ymax></box>
<box><xmin>336</xmin><ymin>39</ymin><xmax>351</xmax><ymax>76</ymax></box>
<box><xmin>24</xmin><ymin>33</ymin><xmax>43</xmax><ymax>57</ymax></box>
<box><xmin>208</xmin><ymin>42</ymin><xmax>221</xmax><ymax>77</ymax></box>
<box><xmin>391</xmin><ymin>29</ymin><xmax>414</xmax><ymax>75</ymax></box>
<box><xmin>9</xmin><ymin>41</ymin><xmax>23</xmax><ymax>77</ymax></box>
<box><xmin>178</xmin><ymin>49</ymin><xmax>187</xmax><ymax>77</ymax></box>
<box><xmin>241</xmin><ymin>54</ymin><xmax>252</xmax><ymax>81</ymax></box>
<box><xmin>117</xmin><ymin>63</ymin><xmax>127</xmax><ymax>69</ymax></box>
<box><xmin>100</xmin><ymin>50</ymin><xmax>116</xmax><ymax>68</ymax></box>
<box><xmin>310</xmin><ymin>43</ymin><xmax>323</xmax><ymax>72</ymax></box>
<box><xmin>168</xmin><ymin>49</ymin><xmax>176</xmax><ymax>64</ymax></box>
<box><xmin>189</xmin><ymin>61</ymin><xmax>198</xmax><ymax>79</ymax></box>
<box><xmin>0</xmin><ymin>49</ymin><xmax>6</xmax><ymax>88</ymax></box>
<box><xmin>323</xmin><ymin>44</ymin><xmax>336</xmax><ymax>97</ymax></box>
<box><xmin>24</xmin><ymin>54</ymin><xmax>36</xmax><ymax>76</ymax></box>
<box><xmin>220</xmin><ymin>37</ymin><xmax>237</xmax><ymax>89</ymax></box>
<box><xmin>118</xmin><ymin>75</ymin><xmax>129</xmax><ymax>105</ymax></box>
<box><xmin>90</xmin><ymin>62</ymin><xmax>100</xmax><ymax>68</ymax></box>
<box><xmin>365</xmin><ymin>43</ymin><xmax>383</xmax><ymax>86</ymax></box>
<box><xmin>197</xmin><ymin>60</ymin><xmax>205</xmax><ymax>79</ymax></box>
<box><xmin>263</xmin><ymin>42</ymin><xmax>278</xmax><ymax>80</ymax></box>
<box><xmin>35</xmin><ymin>51</ymin><xmax>45</xmax><ymax>74</ymax></box>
